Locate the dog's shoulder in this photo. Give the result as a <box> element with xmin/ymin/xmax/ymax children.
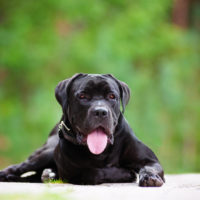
<box><xmin>116</xmin><ymin>116</ymin><xmax>139</xmax><ymax>156</ymax></box>
<box><xmin>116</xmin><ymin>115</ymin><xmax>137</xmax><ymax>141</ymax></box>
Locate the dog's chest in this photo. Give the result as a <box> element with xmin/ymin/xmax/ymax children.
<box><xmin>62</xmin><ymin>142</ymin><xmax>120</xmax><ymax>168</ymax></box>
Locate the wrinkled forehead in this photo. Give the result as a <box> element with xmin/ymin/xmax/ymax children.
<box><xmin>71</xmin><ymin>74</ymin><xmax>119</xmax><ymax>94</ymax></box>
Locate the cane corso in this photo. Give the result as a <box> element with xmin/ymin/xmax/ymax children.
<box><xmin>0</xmin><ymin>73</ymin><xmax>164</xmax><ymax>186</ymax></box>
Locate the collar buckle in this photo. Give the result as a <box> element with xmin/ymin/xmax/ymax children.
<box><xmin>58</xmin><ymin>120</ymin><xmax>81</xmax><ymax>145</ymax></box>
<box><xmin>59</xmin><ymin>121</ymin><xmax>70</xmax><ymax>132</ymax></box>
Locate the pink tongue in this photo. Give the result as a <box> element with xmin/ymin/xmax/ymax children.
<box><xmin>87</xmin><ymin>129</ymin><xmax>108</xmax><ymax>155</ymax></box>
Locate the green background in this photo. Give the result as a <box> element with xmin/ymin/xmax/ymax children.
<box><xmin>0</xmin><ymin>0</ymin><xmax>200</xmax><ymax>173</ymax></box>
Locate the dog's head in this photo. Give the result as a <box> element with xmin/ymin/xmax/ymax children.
<box><xmin>55</xmin><ymin>73</ymin><xmax>130</xmax><ymax>154</ymax></box>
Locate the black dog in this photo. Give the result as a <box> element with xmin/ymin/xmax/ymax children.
<box><xmin>0</xmin><ymin>73</ymin><xmax>164</xmax><ymax>186</ymax></box>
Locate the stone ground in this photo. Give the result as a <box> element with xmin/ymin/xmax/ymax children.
<box><xmin>0</xmin><ymin>174</ymin><xmax>200</xmax><ymax>200</ymax></box>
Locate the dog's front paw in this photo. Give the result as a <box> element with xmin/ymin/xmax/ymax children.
<box><xmin>139</xmin><ymin>173</ymin><xmax>164</xmax><ymax>187</ymax></box>
<box><xmin>0</xmin><ymin>170</ymin><xmax>21</xmax><ymax>182</ymax></box>
<box><xmin>41</xmin><ymin>168</ymin><xmax>56</xmax><ymax>183</ymax></box>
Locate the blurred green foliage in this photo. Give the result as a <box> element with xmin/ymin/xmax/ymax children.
<box><xmin>0</xmin><ymin>0</ymin><xmax>200</xmax><ymax>173</ymax></box>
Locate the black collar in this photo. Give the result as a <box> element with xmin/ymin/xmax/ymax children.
<box><xmin>58</xmin><ymin>121</ymin><xmax>84</xmax><ymax>145</ymax></box>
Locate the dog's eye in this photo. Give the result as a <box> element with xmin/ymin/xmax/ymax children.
<box><xmin>108</xmin><ymin>94</ymin><xmax>116</xmax><ymax>100</ymax></box>
<box><xmin>79</xmin><ymin>94</ymin><xmax>86</xmax><ymax>99</ymax></box>
<box><xmin>79</xmin><ymin>93</ymin><xmax>90</xmax><ymax>100</ymax></box>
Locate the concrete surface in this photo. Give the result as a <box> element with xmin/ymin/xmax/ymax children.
<box><xmin>0</xmin><ymin>174</ymin><xmax>200</xmax><ymax>200</ymax></box>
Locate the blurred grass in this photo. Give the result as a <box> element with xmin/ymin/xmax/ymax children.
<box><xmin>0</xmin><ymin>0</ymin><xmax>200</xmax><ymax>173</ymax></box>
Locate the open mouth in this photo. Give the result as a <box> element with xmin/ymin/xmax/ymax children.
<box><xmin>86</xmin><ymin>127</ymin><xmax>110</xmax><ymax>155</ymax></box>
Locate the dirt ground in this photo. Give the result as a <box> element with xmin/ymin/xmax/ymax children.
<box><xmin>0</xmin><ymin>174</ymin><xmax>200</xmax><ymax>200</ymax></box>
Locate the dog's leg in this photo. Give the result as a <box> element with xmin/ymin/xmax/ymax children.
<box><xmin>0</xmin><ymin>134</ymin><xmax>58</xmax><ymax>182</ymax></box>
<box><xmin>121</xmin><ymin>137</ymin><xmax>165</xmax><ymax>187</ymax></box>
<box><xmin>0</xmin><ymin>146</ymin><xmax>55</xmax><ymax>182</ymax></box>
<box><xmin>71</xmin><ymin>167</ymin><xmax>136</xmax><ymax>185</ymax></box>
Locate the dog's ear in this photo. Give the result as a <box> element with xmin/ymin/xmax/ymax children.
<box><xmin>118</xmin><ymin>80</ymin><xmax>130</xmax><ymax>113</ymax></box>
<box><xmin>105</xmin><ymin>74</ymin><xmax>130</xmax><ymax>113</ymax></box>
<box><xmin>55</xmin><ymin>73</ymin><xmax>84</xmax><ymax>108</ymax></box>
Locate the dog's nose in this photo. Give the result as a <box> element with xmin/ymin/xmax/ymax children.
<box><xmin>93</xmin><ymin>107</ymin><xmax>108</xmax><ymax>118</ymax></box>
